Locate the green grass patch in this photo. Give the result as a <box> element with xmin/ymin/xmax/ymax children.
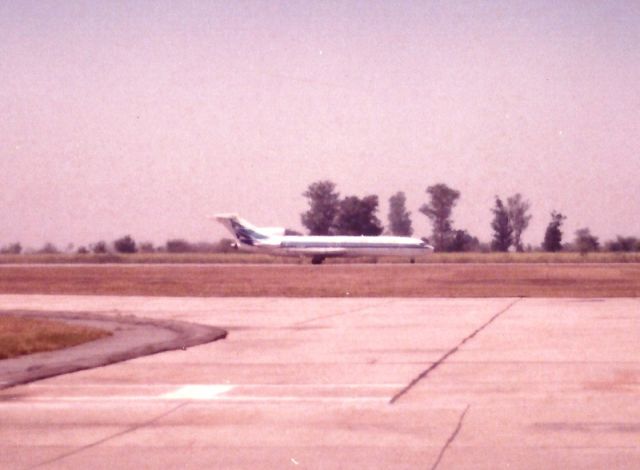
<box><xmin>0</xmin><ymin>316</ymin><xmax>111</xmax><ymax>360</ymax></box>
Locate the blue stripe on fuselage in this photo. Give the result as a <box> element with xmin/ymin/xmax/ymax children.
<box><xmin>280</xmin><ymin>241</ymin><xmax>425</xmax><ymax>249</ymax></box>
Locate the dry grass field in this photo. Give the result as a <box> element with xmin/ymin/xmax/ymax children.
<box><xmin>1</xmin><ymin>252</ymin><xmax>640</xmax><ymax>264</ymax></box>
<box><xmin>0</xmin><ymin>315</ymin><xmax>111</xmax><ymax>360</ymax></box>
<box><xmin>0</xmin><ymin>263</ymin><xmax>638</xmax><ymax>297</ymax></box>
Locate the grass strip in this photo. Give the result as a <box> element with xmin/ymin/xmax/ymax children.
<box><xmin>0</xmin><ymin>264</ymin><xmax>639</xmax><ymax>297</ymax></box>
<box><xmin>0</xmin><ymin>316</ymin><xmax>111</xmax><ymax>360</ymax></box>
<box><xmin>1</xmin><ymin>252</ymin><xmax>640</xmax><ymax>264</ymax></box>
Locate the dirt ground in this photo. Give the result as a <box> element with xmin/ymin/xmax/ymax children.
<box><xmin>0</xmin><ymin>263</ymin><xmax>638</xmax><ymax>297</ymax></box>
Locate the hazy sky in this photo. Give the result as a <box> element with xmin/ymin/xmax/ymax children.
<box><xmin>1</xmin><ymin>0</ymin><xmax>639</xmax><ymax>248</ymax></box>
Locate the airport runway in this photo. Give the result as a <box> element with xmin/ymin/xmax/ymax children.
<box><xmin>1</xmin><ymin>295</ymin><xmax>639</xmax><ymax>469</ymax></box>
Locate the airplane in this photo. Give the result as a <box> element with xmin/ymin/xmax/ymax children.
<box><xmin>214</xmin><ymin>214</ymin><xmax>433</xmax><ymax>264</ymax></box>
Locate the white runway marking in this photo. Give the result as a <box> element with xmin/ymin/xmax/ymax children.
<box><xmin>2</xmin><ymin>396</ymin><xmax>390</xmax><ymax>405</ymax></box>
<box><xmin>0</xmin><ymin>383</ymin><xmax>402</xmax><ymax>405</ymax></box>
<box><xmin>161</xmin><ymin>384</ymin><xmax>234</xmax><ymax>400</ymax></box>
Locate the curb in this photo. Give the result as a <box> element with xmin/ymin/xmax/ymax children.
<box><xmin>0</xmin><ymin>310</ymin><xmax>227</xmax><ymax>390</ymax></box>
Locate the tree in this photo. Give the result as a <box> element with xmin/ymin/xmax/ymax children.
<box><xmin>1</xmin><ymin>243</ymin><xmax>22</xmax><ymax>254</ymax></box>
<box><xmin>449</xmin><ymin>230</ymin><xmax>480</xmax><ymax>252</ymax></box>
<box><xmin>605</xmin><ymin>236</ymin><xmax>640</xmax><ymax>252</ymax></box>
<box><xmin>166</xmin><ymin>239</ymin><xmax>192</xmax><ymax>253</ymax></box>
<box><xmin>388</xmin><ymin>192</ymin><xmax>413</xmax><ymax>236</ymax></box>
<box><xmin>507</xmin><ymin>193</ymin><xmax>532</xmax><ymax>252</ymax></box>
<box><xmin>37</xmin><ymin>243</ymin><xmax>59</xmax><ymax>254</ymax></box>
<box><xmin>301</xmin><ymin>180</ymin><xmax>340</xmax><ymax>235</ymax></box>
<box><xmin>333</xmin><ymin>195</ymin><xmax>384</xmax><ymax>236</ymax></box>
<box><xmin>490</xmin><ymin>197</ymin><xmax>513</xmax><ymax>252</ymax></box>
<box><xmin>138</xmin><ymin>242</ymin><xmax>155</xmax><ymax>253</ymax></box>
<box><xmin>114</xmin><ymin>235</ymin><xmax>137</xmax><ymax>253</ymax></box>
<box><xmin>217</xmin><ymin>238</ymin><xmax>237</xmax><ymax>253</ymax></box>
<box><xmin>190</xmin><ymin>241</ymin><xmax>219</xmax><ymax>253</ymax></box>
<box><xmin>419</xmin><ymin>183</ymin><xmax>460</xmax><ymax>252</ymax></box>
<box><xmin>542</xmin><ymin>212</ymin><xmax>566</xmax><ymax>252</ymax></box>
<box><xmin>91</xmin><ymin>241</ymin><xmax>108</xmax><ymax>254</ymax></box>
<box><xmin>574</xmin><ymin>228</ymin><xmax>599</xmax><ymax>255</ymax></box>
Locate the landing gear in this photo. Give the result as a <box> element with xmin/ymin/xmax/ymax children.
<box><xmin>410</xmin><ymin>258</ymin><xmax>415</xmax><ymax>264</ymax></box>
<box><xmin>311</xmin><ymin>255</ymin><xmax>326</xmax><ymax>265</ymax></box>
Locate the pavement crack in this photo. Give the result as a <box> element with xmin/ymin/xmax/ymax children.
<box><xmin>389</xmin><ymin>298</ymin><xmax>521</xmax><ymax>404</ymax></box>
<box><xmin>29</xmin><ymin>402</ymin><xmax>188</xmax><ymax>469</ymax></box>
<box><xmin>430</xmin><ymin>405</ymin><xmax>470</xmax><ymax>470</ymax></box>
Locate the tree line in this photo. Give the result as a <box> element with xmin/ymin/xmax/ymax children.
<box><xmin>299</xmin><ymin>180</ymin><xmax>640</xmax><ymax>254</ymax></box>
<box><xmin>0</xmin><ymin>237</ymin><xmax>236</xmax><ymax>255</ymax></box>
<box><xmin>2</xmin><ymin>179</ymin><xmax>639</xmax><ymax>255</ymax></box>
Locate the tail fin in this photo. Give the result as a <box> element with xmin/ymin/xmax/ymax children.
<box><xmin>213</xmin><ymin>214</ymin><xmax>270</xmax><ymax>246</ymax></box>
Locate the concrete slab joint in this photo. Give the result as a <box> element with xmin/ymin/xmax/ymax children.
<box><xmin>390</xmin><ymin>298</ymin><xmax>521</xmax><ymax>404</ymax></box>
<box><xmin>431</xmin><ymin>405</ymin><xmax>471</xmax><ymax>470</ymax></box>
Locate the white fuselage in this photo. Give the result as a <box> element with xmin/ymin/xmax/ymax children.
<box><xmin>243</xmin><ymin>234</ymin><xmax>431</xmax><ymax>258</ymax></box>
<box><xmin>213</xmin><ymin>214</ymin><xmax>433</xmax><ymax>262</ymax></box>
